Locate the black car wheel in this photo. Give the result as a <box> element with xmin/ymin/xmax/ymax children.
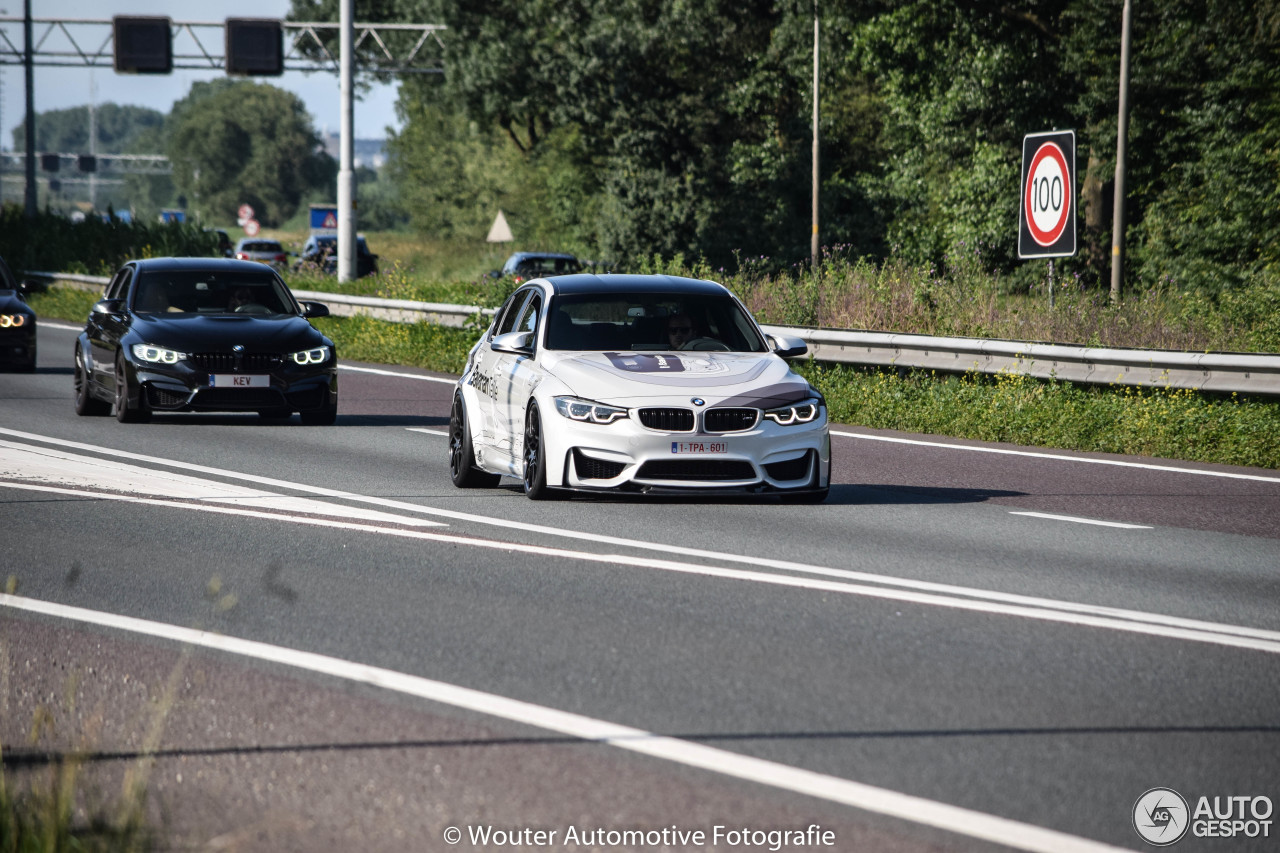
<box><xmin>523</xmin><ymin>401</ymin><xmax>555</xmax><ymax>500</ymax></box>
<box><xmin>74</xmin><ymin>345</ymin><xmax>109</xmax><ymax>416</ymax></box>
<box><xmin>114</xmin><ymin>352</ymin><xmax>150</xmax><ymax>423</ymax></box>
<box><xmin>449</xmin><ymin>393</ymin><xmax>500</xmax><ymax>488</ymax></box>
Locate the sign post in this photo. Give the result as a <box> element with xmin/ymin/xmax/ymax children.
<box><xmin>1018</xmin><ymin>130</ymin><xmax>1076</xmax><ymax>307</ymax></box>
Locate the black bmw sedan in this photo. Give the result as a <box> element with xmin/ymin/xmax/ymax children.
<box><xmin>0</xmin><ymin>255</ymin><xmax>36</xmax><ymax>373</ymax></box>
<box><xmin>74</xmin><ymin>257</ymin><xmax>337</xmax><ymax>424</ymax></box>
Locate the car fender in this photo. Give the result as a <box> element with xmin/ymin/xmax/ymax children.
<box><xmin>528</xmin><ymin>377</ymin><xmax>575</xmax><ymax>487</ymax></box>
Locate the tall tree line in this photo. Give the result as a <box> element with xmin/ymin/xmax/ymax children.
<box><xmin>313</xmin><ymin>0</ymin><xmax>1279</xmax><ymax>291</ymax></box>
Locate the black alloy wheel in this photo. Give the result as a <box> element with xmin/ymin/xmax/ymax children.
<box><xmin>449</xmin><ymin>393</ymin><xmax>500</xmax><ymax>488</ymax></box>
<box><xmin>522</xmin><ymin>401</ymin><xmax>553</xmax><ymax>500</ymax></box>
<box><xmin>73</xmin><ymin>345</ymin><xmax>109</xmax><ymax>416</ymax></box>
<box><xmin>114</xmin><ymin>352</ymin><xmax>149</xmax><ymax>423</ymax></box>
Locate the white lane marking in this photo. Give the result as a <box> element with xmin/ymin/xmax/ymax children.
<box><xmin>831</xmin><ymin>430</ymin><xmax>1280</xmax><ymax>484</ymax></box>
<box><xmin>6</xmin><ymin>477</ymin><xmax>1280</xmax><ymax>656</ymax></box>
<box><xmin>1010</xmin><ymin>511</ymin><xmax>1153</xmax><ymax>530</ymax></box>
<box><xmin>406</xmin><ymin>428</ymin><xmax>450</xmax><ymax>437</ymax></box>
<box><xmin>0</xmin><ymin>440</ymin><xmax>446</xmax><ymax>528</ymax></box>
<box><xmin>339</xmin><ymin>364</ymin><xmax>456</xmax><ymax>384</ymax></box>
<box><xmin>0</xmin><ymin>594</ymin><xmax>1130</xmax><ymax>853</ymax></box>
<box><xmin>3</xmin><ymin>427</ymin><xmax>1278</xmax><ymax>647</ymax></box>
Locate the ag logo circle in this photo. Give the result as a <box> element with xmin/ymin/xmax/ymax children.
<box><xmin>1133</xmin><ymin>787</ymin><xmax>1190</xmax><ymax>846</ymax></box>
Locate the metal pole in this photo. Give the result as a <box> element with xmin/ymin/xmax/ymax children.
<box><xmin>23</xmin><ymin>0</ymin><xmax>36</xmax><ymax>217</ymax></box>
<box><xmin>810</xmin><ymin>4</ymin><xmax>819</xmax><ymax>271</ymax></box>
<box><xmin>337</xmin><ymin>0</ymin><xmax>356</xmax><ymax>282</ymax></box>
<box><xmin>1110</xmin><ymin>0</ymin><xmax>1132</xmax><ymax>304</ymax></box>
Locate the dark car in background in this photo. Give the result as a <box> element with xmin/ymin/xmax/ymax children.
<box><xmin>74</xmin><ymin>257</ymin><xmax>337</xmax><ymax>424</ymax></box>
<box><xmin>296</xmin><ymin>234</ymin><xmax>379</xmax><ymax>278</ymax></box>
<box><xmin>500</xmin><ymin>251</ymin><xmax>582</xmax><ymax>283</ymax></box>
<box><xmin>234</xmin><ymin>238</ymin><xmax>288</xmax><ymax>270</ymax></box>
<box><xmin>0</xmin><ymin>255</ymin><xmax>36</xmax><ymax>372</ymax></box>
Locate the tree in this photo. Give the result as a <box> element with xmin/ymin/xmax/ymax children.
<box><xmin>166</xmin><ymin>80</ymin><xmax>335</xmax><ymax>227</ymax></box>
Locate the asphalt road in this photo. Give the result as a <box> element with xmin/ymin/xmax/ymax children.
<box><xmin>2</xmin><ymin>320</ymin><xmax>1278</xmax><ymax>852</ymax></box>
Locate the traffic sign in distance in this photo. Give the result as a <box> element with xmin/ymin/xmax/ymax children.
<box><xmin>1018</xmin><ymin>130</ymin><xmax>1076</xmax><ymax>259</ymax></box>
<box><xmin>238</xmin><ymin>203</ymin><xmax>255</xmax><ymax>224</ymax></box>
<box><xmin>243</xmin><ymin>219</ymin><xmax>261</xmax><ymax>237</ymax></box>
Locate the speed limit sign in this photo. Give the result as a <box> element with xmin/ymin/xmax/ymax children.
<box><xmin>1018</xmin><ymin>130</ymin><xmax>1076</xmax><ymax>258</ymax></box>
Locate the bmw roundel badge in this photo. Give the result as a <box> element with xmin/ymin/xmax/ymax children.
<box><xmin>233</xmin><ymin>345</ymin><xmax>245</xmax><ymax>353</ymax></box>
<box><xmin>691</xmin><ymin>398</ymin><xmax>705</xmax><ymax>406</ymax></box>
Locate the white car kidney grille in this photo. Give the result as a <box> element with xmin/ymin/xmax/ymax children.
<box><xmin>638</xmin><ymin>407</ymin><xmax>695</xmax><ymax>432</ymax></box>
<box><xmin>704</xmin><ymin>408</ymin><xmax>758</xmax><ymax>432</ymax></box>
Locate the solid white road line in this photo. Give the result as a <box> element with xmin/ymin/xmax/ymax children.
<box><xmin>0</xmin><ymin>593</ymin><xmax>1131</xmax><ymax>853</ymax></box>
<box><xmin>339</xmin><ymin>364</ymin><xmax>456</xmax><ymax>384</ymax></box>
<box><xmin>3</xmin><ymin>427</ymin><xmax>1279</xmax><ymax>651</ymax></box>
<box><xmin>1010</xmin><ymin>511</ymin><xmax>1153</xmax><ymax>529</ymax></box>
<box><xmin>831</xmin><ymin>430</ymin><xmax>1280</xmax><ymax>484</ymax></box>
<box><xmin>406</xmin><ymin>428</ymin><xmax>450</xmax><ymax>437</ymax></box>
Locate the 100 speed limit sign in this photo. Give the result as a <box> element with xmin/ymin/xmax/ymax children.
<box><xmin>1018</xmin><ymin>130</ymin><xmax>1076</xmax><ymax>259</ymax></box>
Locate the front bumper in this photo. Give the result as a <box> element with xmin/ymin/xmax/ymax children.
<box><xmin>543</xmin><ymin>405</ymin><xmax>830</xmax><ymax>495</ymax></box>
<box><xmin>132</xmin><ymin>360</ymin><xmax>337</xmax><ymax>413</ymax></box>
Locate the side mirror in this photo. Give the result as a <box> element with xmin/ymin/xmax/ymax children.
<box><xmin>490</xmin><ymin>330</ymin><xmax>534</xmax><ymax>356</ymax></box>
<box><xmin>769</xmin><ymin>334</ymin><xmax>809</xmax><ymax>359</ymax></box>
<box><xmin>299</xmin><ymin>301</ymin><xmax>330</xmax><ymax>319</ymax></box>
<box><xmin>91</xmin><ymin>298</ymin><xmax>126</xmax><ymax>316</ymax></box>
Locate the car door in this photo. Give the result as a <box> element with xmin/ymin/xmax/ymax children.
<box><xmin>489</xmin><ymin>289</ymin><xmax>545</xmax><ymax>469</ymax></box>
<box><xmin>471</xmin><ymin>288</ymin><xmax>532</xmax><ymax>462</ymax></box>
<box><xmin>85</xmin><ymin>264</ymin><xmax>135</xmax><ymax>392</ymax></box>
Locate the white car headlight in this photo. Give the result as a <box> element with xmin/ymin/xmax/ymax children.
<box><xmin>554</xmin><ymin>396</ymin><xmax>629</xmax><ymax>425</ymax></box>
<box><xmin>763</xmin><ymin>397</ymin><xmax>823</xmax><ymax>426</ymax></box>
<box><xmin>0</xmin><ymin>313</ymin><xmax>27</xmax><ymax>328</ymax></box>
<box><xmin>131</xmin><ymin>343</ymin><xmax>186</xmax><ymax>364</ymax></box>
<box><xmin>290</xmin><ymin>346</ymin><xmax>331</xmax><ymax>365</ymax></box>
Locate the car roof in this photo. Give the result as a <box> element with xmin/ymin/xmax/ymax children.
<box><xmin>537</xmin><ymin>273</ymin><xmax>730</xmax><ymax>297</ymax></box>
<box><xmin>130</xmin><ymin>257</ymin><xmax>284</xmax><ymax>274</ymax></box>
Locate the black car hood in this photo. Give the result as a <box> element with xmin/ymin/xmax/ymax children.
<box><xmin>0</xmin><ymin>290</ymin><xmax>34</xmax><ymax>316</ymax></box>
<box><xmin>129</xmin><ymin>313</ymin><xmax>327</xmax><ymax>353</ymax></box>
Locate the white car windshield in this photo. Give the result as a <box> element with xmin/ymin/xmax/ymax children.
<box><xmin>544</xmin><ymin>292</ymin><xmax>767</xmax><ymax>352</ymax></box>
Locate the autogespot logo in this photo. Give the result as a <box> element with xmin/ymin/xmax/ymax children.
<box><xmin>1134</xmin><ymin>788</ymin><xmax>1191</xmax><ymax>846</ymax></box>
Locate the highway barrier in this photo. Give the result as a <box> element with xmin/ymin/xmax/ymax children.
<box><xmin>35</xmin><ymin>272</ymin><xmax>1280</xmax><ymax>397</ymax></box>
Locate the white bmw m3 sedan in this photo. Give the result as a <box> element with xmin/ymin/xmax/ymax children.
<box><xmin>449</xmin><ymin>274</ymin><xmax>831</xmax><ymax>501</ymax></box>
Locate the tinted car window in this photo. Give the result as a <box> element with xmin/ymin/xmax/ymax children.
<box><xmin>132</xmin><ymin>271</ymin><xmax>294</xmax><ymax>315</ymax></box>
<box><xmin>545</xmin><ymin>292</ymin><xmax>767</xmax><ymax>352</ymax></box>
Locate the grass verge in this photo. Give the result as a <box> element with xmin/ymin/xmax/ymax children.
<box><xmin>26</xmin><ymin>288</ymin><xmax>1280</xmax><ymax>471</ymax></box>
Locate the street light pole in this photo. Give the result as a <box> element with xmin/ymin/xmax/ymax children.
<box><xmin>337</xmin><ymin>0</ymin><xmax>356</xmax><ymax>282</ymax></box>
<box><xmin>1110</xmin><ymin>0</ymin><xmax>1132</xmax><ymax>304</ymax></box>
<box><xmin>23</xmin><ymin>0</ymin><xmax>35</xmax><ymax>217</ymax></box>
<box><xmin>811</xmin><ymin>3</ymin><xmax>819</xmax><ymax>272</ymax></box>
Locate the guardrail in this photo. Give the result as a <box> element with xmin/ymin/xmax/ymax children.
<box><xmin>32</xmin><ymin>271</ymin><xmax>1280</xmax><ymax>396</ymax></box>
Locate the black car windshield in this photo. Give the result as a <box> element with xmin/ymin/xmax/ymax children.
<box><xmin>545</xmin><ymin>292</ymin><xmax>767</xmax><ymax>352</ymax></box>
<box><xmin>133</xmin><ymin>271</ymin><xmax>295</xmax><ymax>316</ymax></box>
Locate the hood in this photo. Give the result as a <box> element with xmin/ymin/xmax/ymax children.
<box><xmin>129</xmin><ymin>313</ymin><xmax>327</xmax><ymax>353</ymax></box>
<box><xmin>0</xmin><ymin>290</ymin><xmax>33</xmax><ymax>315</ymax></box>
<box><xmin>546</xmin><ymin>351</ymin><xmax>811</xmax><ymax>408</ymax></box>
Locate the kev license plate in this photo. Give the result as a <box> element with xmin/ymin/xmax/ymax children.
<box><xmin>209</xmin><ymin>374</ymin><xmax>269</xmax><ymax>388</ymax></box>
<box><xmin>671</xmin><ymin>441</ymin><xmax>727</xmax><ymax>454</ymax></box>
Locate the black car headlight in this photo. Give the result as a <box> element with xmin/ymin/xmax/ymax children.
<box><xmin>554</xmin><ymin>396</ymin><xmax>629</xmax><ymax>424</ymax></box>
<box><xmin>131</xmin><ymin>343</ymin><xmax>186</xmax><ymax>365</ymax></box>
<box><xmin>0</xmin><ymin>313</ymin><xmax>29</xmax><ymax>328</ymax></box>
<box><xmin>290</xmin><ymin>346</ymin><xmax>331</xmax><ymax>365</ymax></box>
<box><xmin>763</xmin><ymin>397</ymin><xmax>823</xmax><ymax>426</ymax></box>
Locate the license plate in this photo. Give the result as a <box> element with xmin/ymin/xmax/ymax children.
<box><xmin>671</xmin><ymin>441</ymin><xmax>727</xmax><ymax>454</ymax></box>
<box><xmin>209</xmin><ymin>374</ymin><xmax>269</xmax><ymax>388</ymax></box>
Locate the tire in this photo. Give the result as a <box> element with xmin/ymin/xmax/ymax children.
<box><xmin>449</xmin><ymin>393</ymin><xmax>500</xmax><ymax>488</ymax></box>
<box><xmin>74</xmin><ymin>345</ymin><xmax>109</xmax><ymax>416</ymax></box>
<box><xmin>522</xmin><ymin>401</ymin><xmax>556</xmax><ymax>500</ymax></box>
<box><xmin>114</xmin><ymin>352</ymin><xmax>149</xmax><ymax>423</ymax></box>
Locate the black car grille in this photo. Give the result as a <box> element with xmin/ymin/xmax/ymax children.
<box><xmin>572</xmin><ymin>449</ymin><xmax>627</xmax><ymax>481</ymax></box>
<box><xmin>191</xmin><ymin>352</ymin><xmax>285</xmax><ymax>371</ymax></box>
<box><xmin>704</xmin><ymin>408</ymin><xmax>758</xmax><ymax>433</ymax></box>
<box><xmin>637</xmin><ymin>408</ymin><xmax>695</xmax><ymax>432</ymax></box>
<box><xmin>764</xmin><ymin>452</ymin><xmax>812</xmax><ymax>482</ymax></box>
<box><xmin>636</xmin><ymin>460</ymin><xmax>756</xmax><ymax>481</ymax></box>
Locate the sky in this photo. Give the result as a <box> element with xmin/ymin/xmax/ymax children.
<box><xmin>0</xmin><ymin>0</ymin><xmax>408</xmax><ymax>150</ymax></box>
